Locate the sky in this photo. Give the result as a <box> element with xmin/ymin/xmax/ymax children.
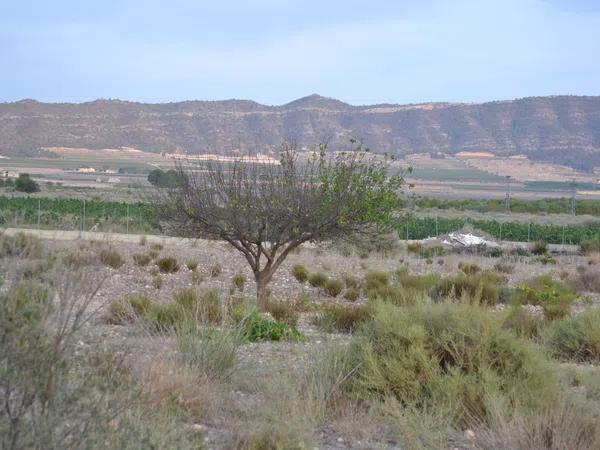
<box><xmin>1</xmin><ymin>0</ymin><xmax>599</xmax><ymax>105</ymax></box>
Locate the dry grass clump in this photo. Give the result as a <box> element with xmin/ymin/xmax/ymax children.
<box><xmin>308</xmin><ymin>271</ymin><xmax>328</xmax><ymax>288</ymax></box>
<box><xmin>431</xmin><ymin>271</ymin><xmax>505</xmax><ymax>305</ymax></box>
<box><xmin>0</xmin><ymin>231</ymin><xmax>45</xmax><ymax>259</ymax></box>
<box><xmin>531</xmin><ymin>240</ymin><xmax>548</xmax><ymax>255</ymax></box>
<box><xmin>173</xmin><ymin>288</ymin><xmax>222</xmax><ymax>323</ymax></box>
<box><xmin>580</xmin><ymin>238</ymin><xmax>600</xmax><ymax>255</ymax></box>
<box><xmin>458</xmin><ymin>261</ymin><xmax>480</xmax><ymax>275</ymax></box>
<box><xmin>186</xmin><ymin>260</ymin><xmax>198</xmax><ymax>271</ymax></box>
<box><xmin>152</xmin><ymin>274</ymin><xmax>163</xmax><ymax>289</ymax></box>
<box><xmin>99</xmin><ymin>247</ymin><xmax>124</xmax><ymax>268</ymax></box>
<box><xmin>501</xmin><ymin>305</ymin><xmax>545</xmax><ymax>339</ymax></box>
<box><xmin>105</xmin><ymin>293</ymin><xmax>153</xmax><ymax>324</ymax></box>
<box><xmin>575</xmin><ymin>265</ymin><xmax>600</xmax><ymax>293</ymax></box>
<box><xmin>343</xmin><ymin>287</ymin><xmax>360</xmax><ymax>302</ymax></box>
<box><xmin>266</xmin><ymin>301</ymin><xmax>299</xmax><ymax>326</ymax></box>
<box><xmin>231</xmin><ymin>272</ymin><xmax>246</xmax><ymax>292</ymax></box>
<box><xmin>323</xmin><ymin>278</ymin><xmax>343</xmax><ymax>297</ymax></box>
<box><xmin>364</xmin><ymin>270</ymin><xmax>390</xmax><ymax>291</ymax></box>
<box><xmin>133</xmin><ymin>253</ymin><xmax>152</xmax><ymax>266</ymax></box>
<box><xmin>543</xmin><ymin>308</ymin><xmax>600</xmax><ymax>363</ymax></box>
<box><xmin>343</xmin><ymin>275</ymin><xmax>359</xmax><ymax>289</ymax></box>
<box><xmin>313</xmin><ymin>304</ymin><xmax>373</xmax><ymax>333</ymax></box>
<box><xmin>210</xmin><ymin>262</ymin><xmax>222</xmax><ymax>277</ymax></box>
<box><xmin>291</xmin><ymin>264</ymin><xmax>309</xmax><ymax>282</ymax></box>
<box><xmin>493</xmin><ymin>260</ymin><xmax>514</xmax><ymax>274</ymax></box>
<box><xmin>156</xmin><ymin>256</ymin><xmax>180</xmax><ymax>273</ymax></box>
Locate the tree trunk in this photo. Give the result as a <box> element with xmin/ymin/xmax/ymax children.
<box><xmin>255</xmin><ymin>270</ymin><xmax>271</xmax><ymax>311</ymax></box>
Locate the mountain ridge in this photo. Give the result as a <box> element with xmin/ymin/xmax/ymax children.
<box><xmin>1</xmin><ymin>94</ymin><xmax>600</xmax><ymax>170</ymax></box>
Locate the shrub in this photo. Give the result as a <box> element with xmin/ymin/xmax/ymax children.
<box><xmin>105</xmin><ymin>294</ymin><xmax>153</xmax><ymax>324</ymax></box>
<box><xmin>531</xmin><ymin>240</ymin><xmax>548</xmax><ymax>255</ymax></box>
<box><xmin>502</xmin><ymin>305</ymin><xmax>545</xmax><ymax>339</ymax></box>
<box><xmin>432</xmin><ymin>271</ymin><xmax>505</xmax><ymax>305</ymax></box>
<box><xmin>186</xmin><ymin>260</ymin><xmax>198</xmax><ymax>271</ymax></box>
<box><xmin>266</xmin><ymin>301</ymin><xmax>299</xmax><ymax>326</ymax></box>
<box><xmin>458</xmin><ymin>261</ymin><xmax>480</xmax><ymax>275</ymax></box>
<box><xmin>100</xmin><ymin>248</ymin><xmax>124</xmax><ymax>268</ymax></box>
<box><xmin>133</xmin><ymin>253</ymin><xmax>152</xmax><ymax>266</ymax></box>
<box><xmin>0</xmin><ymin>232</ymin><xmax>45</xmax><ymax>258</ymax></box>
<box><xmin>291</xmin><ymin>264</ymin><xmax>309</xmax><ymax>283</ymax></box>
<box><xmin>313</xmin><ymin>305</ymin><xmax>373</xmax><ymax>333</ymax></box>
<box><xmin>308</xmin><ymin>272</ymin><xmax>328</xmax><ymax>288</ymax></box>
<box><xmin>343</xmin><ymin>287</ymin><xmax>360</xmax><ymax>302</ymax></box>
<box><xmin>406</xmin><ymin>242</ymin><xmax>423</xmax><ymax>255</ymax></box>
<box><xmin>209</xmin><ymin>263</ymin><xmax>222</xmax><ymax>278</ymax></box>
<box><xmin>352</xmin><ymin>302</ymin><xmax>558</xmax><ymax>426</ymax></box>
<box><xmin>512</xmin><ymin>275</ymin><xmax>577</xmax><ymax>320</ymax></box>
<box><xmin>537</xmin><ymin>254</ymin><xmax>556</xmax><ymax>265</ymax></box>
<box><xmin>323</xmin><ymin>278</ymin><xmax>343</xmax><ymax>297</ymax></box>
<box><xmin>395</xmin><ymin>268</ymin><xmax>440</xmax><ymax>291</ymax></box>
<box><xmin>420</xmin><ymin>246</ymin><xmax>446</xmax><ymax>259</ymax></box>
<box><xmin>156</xmin><ymin>256</ymin><xmax>179</xmax><ymax>273</ymax></box>
<box><xmin>364</xmin><ymin>270</ymin><xmax>390</xmax><ymax>291</ymax></box>
<box><xmin>240</xmin><ymin>312</ymin><xmax>304</xmax><ymax>342</ymax></box>
<box><xmin>232</xmin><ymin>272</ymin><xmax>246</xmax><ymax>291</ymax></box>
<box><xmin>543</xmin><ymin>308</ymin><xmax>600</xmax><ymax>363</ymax></box>
<box><xmin>14</xmin><ymin>173</ymin><xmax>40</xmax><ymax>193</ymax></box>
<box><xmin>63</xmin><ymin>249</ymin><xmax>96</xmax><ymax>267</ymax></box>
<box><xmin>580</xmin><ymin>238</ymin><xmax>600</xmax><ymax>255</ymax></box>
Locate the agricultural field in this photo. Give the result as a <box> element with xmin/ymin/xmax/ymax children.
<box><xmin>2</xmin><ymin>228</ymin><xmax>600</xmax><ymax>449</ymax></box>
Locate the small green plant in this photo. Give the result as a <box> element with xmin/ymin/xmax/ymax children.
<box><xmin>240</xmin><ymin>311</ymin><xmax>304</xmax><ymax>342</ymax></box>
<box><xmin>173</xmin><ymin>288</ymin><xmax>221</xmax><ymax>323</ymax></box>
<box><xmin>343</xmin><ymin>275</ymin><xmax>359</xmax><ymax>289</ymax></box>
<box><xmin>185</xmin><ymin>260</ymin><xmax>198</xmax><ymax>271</ymax></box>
<box><xmin>291</xmin><ymin>264</ymin><xmax>309</xmax><ymax>283</ymax></box>
<box><xmin>144</xmin><ymin>302</ymin><xmax>188</xmax><ymax>332</ymax></box>
<box><xmin>100</xmin><ymin>248</ymin><xmax>124</xmax><ymax>269</ymax></box>
<box><xmin>210</xmin><ymin>262</ymin><xmax>222</xmax><ymax>278</ymax></box>
<box><xmin>156</xmin><ymin>256</ymin><xmax>180</xmax><ymax>273</ymax></box>
<box><xmin>232</xmin><ymin>272</ymin><xmax>246</xmax><ymax>291</ymax></box>
<box><xmin>133</xmin><ymin>253</ymin><xmax>152</xmax><ymax>266</ymax></box>
<box><xmin>512</xmin><ymin>275</ymin><xmax>577</xmax><ymax>320</ymax></box>
<box><xmin>323</xmin><ymin>278</ymin><xmax>343</xmax><ymax>297</ymax></box>
<box><xmin>308</xmin><ymin>272</ymin><xmax>328</xmax><ymax>288</ymax></box>
<box><xmin>364</xmin><ymin>270</ymin><xmax>390</xmax><ymax>291</ymax></box>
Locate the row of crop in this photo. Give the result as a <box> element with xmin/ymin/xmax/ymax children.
<box><xmin>397</xmin><ymin>217</ymin><xmax>600</xmax><ymax>245</ymax></box>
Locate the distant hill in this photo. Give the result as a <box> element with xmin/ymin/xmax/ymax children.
<box><xmin>1</xmin><ymin>94</ymin><xmax>600</xmax><ymax>171</ymax></box>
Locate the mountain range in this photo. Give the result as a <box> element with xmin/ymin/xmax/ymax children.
<box><xmin>1</xmin><ymin>94</ymin><xmax>600</xmax><ymax>171</ymax></box>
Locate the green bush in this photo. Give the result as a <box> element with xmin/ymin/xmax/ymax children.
<box><xmin>395</xmin><ymin>268</ymin><xmax>440</xmax><ymax>291</ymax></box>
<box><xmin>531</xmin><ymin>240</ymin><xmax>548</xmax><ymax>255</ymax></box>
<box><xmin>156</xmin><ymin>256</ymin><xmax>179</xmax><ymax>273</ymax></box>
<box><xmin>132</xmin><ymin>253</ymin><xmax>152</xmax><ymax>266</ymax></box>
<box><xmin>313</xmin><ymin>305</ymin><xmax>373</xmax><ymax>333</ymax></box>
<box><xmin>512</xmin><ymin>275</ymin><xmax>577</xmax><ymax>320</ymax></box>
<box><xmin>143</xmin><ymin>302</ymin><xmax>188</xmax><ymax>332</ymax></box>
<box><xmin>291</xmin><ymin>264</ymin><xmax>309</xmax><ymax>283</ymax></box>
<box><xmin>308</xmin><ymin>272</ymin><xmax>328</xmax><ymax>288</ymax></box>
<box><xmin>323</xmin><ymin>278</ymin><xmax>343</xmax><ymax>297</ymax></box>
<box><xmin>99</xmin><ymin>248</ymin><xmax>124</xmax><ymax>269</ymax></box>
<box><xmin>343</xmin><ymin>287</ymin><xmax>360</xmax><ymax>302</ymax></box>
<box><xmin>432</xmin><ymin>271</ymin><xmax>505</xmax><ymax>305</ymax></box>
<box><xmin>240</xmin><ymin>311</ymin><xmax>304</xmax><ymax>342</ymax></box>
<box><xmin>266</xmin><ymin>301</ymin><xmax>299</xmax><ymax>326</ymax></box>
<box><xmin>543</xmin><ymin>308</ymin><xmax>600</xmax><ymax>363</ymax></box>
<box><xmin>14</xmin><ymin>173</ymin><xmax>40</xmax><ymax>193</ymax></box>
<box><xmin>352</xmin><ymin>302</ymin><xmax>558</xmax><ymax>426</ymax></box>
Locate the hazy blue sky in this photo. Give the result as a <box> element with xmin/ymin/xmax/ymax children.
<box><xmin>1</xmin><ymin>0</ymin><xmax>599</xmax><ymax>105</ymax></box>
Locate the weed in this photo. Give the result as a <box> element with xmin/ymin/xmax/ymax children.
<box><xmin>531</xmin><ymin>240</ymin><xmax>548</xmax><ymax>255</ymax></box>
<box><xmin>308</xmin><ymin>271</ymin><xmax>328</xmax><ymax>288</ymax></box>
<box><xmin>105</xmin><ymin>294</ymin><xmax>153</xmax><ymax>324</ymax></box>
<box><xmin>502</xmin><ymin>305</ymin><xmax>545</xmax><ymax>339</ymax></box>
<box><xmin>323</xmin><ymin>278</ymin><xmax>343</xmax><ymax>297</ymax></box>
<box><xmin>240</xmin><ymin>311</ymin><xmax>304</xmax><ymax>342</ymax></box>
<box><xmin>232</xmin><ymin>272</ymin><xmax>246</xmax><ymax>291</ymax></box>
<box><xmin>186</xmin><ymin>260</ymin><xmax>198</xmax><ymax>271</ymax></box>
<box><xmin>364</xmin><ymin>270</ymin><xmax>390</xmax><ymax>291</ymax></box>
<box><xmin>543</xmin><ymin>308</ymin><xmax>600</xmax><ymax>363</ymax></box>
<box><xmin>174</xmin><ymin>288</ymin><xmax>222</xmax><ymax>323</ymax></box>
<box><xmin>151</xmin><ymin>274</ymin><xmax>163</xmax><ymax>289</ymax></box>
<box><xmin>512</xmin><ymin>275</ymin><xmax>577</xmax><ymax>320</ymax></box>
<box><xmin>458</xmin><ymin>261</ymin><xmax>480</xmax><ymax>275</ymax></box>
<box><xmin>133</xmin><ymin>253</ymin><xmax>152</xmax><ymax>266</ymax></box>
<box><xmin>432</xmin><ymin>271</ymin><xmax>505</xmax><ymax>305</ymax></box>
<box><xmin>343</xmin><ymin>275</ymin><xmax>359</xmax><ymax>289</ymax></box>
<box><xmin>344</xmin><ymin>287</ymin><xmax>360</xmax><ymax>302</ymax></box>
<box><xmin>313</xmin><ymin>304</ymin><xmax>373</xmax><ymax>333</ymax></box>
<box><xmin>100</xmin><ymin>248</ymin><xmax>124</xmax><ymax>269</ymax></box>
<box><xmin>266</xmin><ymin>301</ymin><xmax>299</xmax><ymax>326</ymax></box>
<box><xmin>210</xmin><ymin>262</ymin><xmax>222</xmax><ymax>277</ymax></box>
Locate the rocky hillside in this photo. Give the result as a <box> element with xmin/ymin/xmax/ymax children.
<box><xmin>1</xmin><ymin>94</ymin><xmax>600</xmax><ymax>170</ymax></box>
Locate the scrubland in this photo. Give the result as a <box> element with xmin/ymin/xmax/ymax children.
<box><xmin>1</xmin><ymin>231</ymin><xmax>600</xmax><ymax>449</ymax></box>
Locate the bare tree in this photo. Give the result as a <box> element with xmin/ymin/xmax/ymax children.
<box><xmin>153</xmin><ymin>141</ymin><xmax>408</xmax><ymax>309</ymax></box>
